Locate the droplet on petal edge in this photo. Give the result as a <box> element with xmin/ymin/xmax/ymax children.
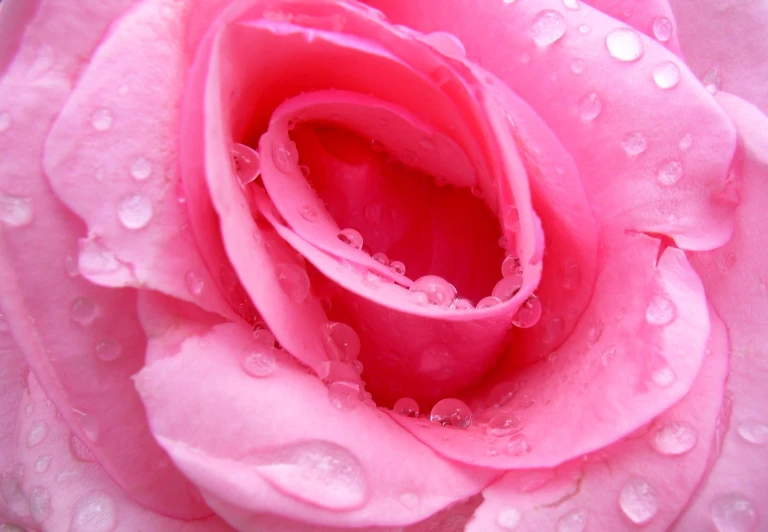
<box><xmin>276</xmin><ymin>263</ymin><xmax>310</xmax><ymax>303</ymax></box>
<box><xmin>338</xmin><ymin>228</ymin><xmax>364</xmax><ymax>250</ymax></box>
<box><xmin>118</xmin><ymin>194</ymin><xmax>153</xmax><ymax>230</ymax></box>
<box><xmin>650</xmin><ymin>422</ymin><xmax>697</xmax><ymax>455</ymax></box>
<box><xmin>323</xmin><ymin>322</ymin><xmax>361</xmax><ymax>363</ymax></box>
<box><xmin>231</xmin><ymin>143</ymin><xmax>261</xmax><ymax>186</ymax></box>
<box><xmin>531</xmin><ymin>10</ymin><xmax>567</xmax><ymax>46</ymax></box>
<box><xmin>652</xmin><ymin>17</ymin><xmax>673</xmax><ymax>42</ymax></box>
<box><xmin>497</xmin><ymin>507</ymin><xmax>522</xmax><ymax>530</ymax></box>
<box><xmin>241</xmin><ymin>347</ymin><xmax>277</xmax><ymax>378</ymax></box>
<box><xmin>619</xmin><ymin>477</ymin><xmax>659</xmax><ymax>525</ymax></box>
<box><xmin>512</xmin><ymin>297</ymin><xmax>542</xmax><ymax>328</ymax></box>
<box><xmin>578</xmin><ymin>92</ymin><xmax>603</xmax><ymax>122</ymax></box>
<box><xmin>430</xmin><ymin>398</ymin><xmax>472</xmax><ymax>429</ymax></box>
<box><xmin>409</xmin><ymin>275</ymin><xmax>457</xmax><ymax>307</ymax></box>
<box><xmin>394</xmin><ymin>397</ymin><xmax>419</xmax><ymax>417</ymax></box>
<box><xmin>605</xmin><ymin>28</ymin><xmax>644</xmax><ymax>62</ymax></box>
<box><xmin>653</xmin><ymin>62</ymin><xmax>680</xmax><ymax>90</ymax></box>
<box><xmin>328</xmin><ymin>380</ymin><xmax>361</xmax><ymax>410</ymax></box>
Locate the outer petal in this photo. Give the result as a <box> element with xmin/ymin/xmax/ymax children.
<box><xmin>675</xmin><ymin>94</ymin><xmax>768</xmax><ymax>530</ymax></box>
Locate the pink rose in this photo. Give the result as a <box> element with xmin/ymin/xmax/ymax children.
<box><xmin>1</xmin><ymin>0</ymin><xmax>766</xmax><ymax>530</ymax></box>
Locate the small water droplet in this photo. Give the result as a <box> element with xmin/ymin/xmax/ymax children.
<box><xmin>453</xmin><ymin>298</ymin><xmax>474</xmax><ymax>310</ymax></box>
<box><xmin>737</xmin><ymin>420</ymin><xmax>768</xmax><ymax>445</ymax></box>
<box><xmin>399</xmin><ymin>491</ymin><xmax>420</xmax><ymax>509</ymax></box>
<box><xmin>389</xmin><ymin>260</ymin><xmax>406</xmax><ymax>275</ymax></box>
<box><xmin>371</xmin><ymin>252</ymin><xmax>389</xmax><ymax>266</ymax></box>
<box><xmin>619</xmin><ymin>477</ymin><xmax>659</xmax><ymax>525</ymax></box>
<box><xmin>242</xmin><ymin>347</ymin><xmax>277</xmax><ymax>377</ymax></box>
<box><xmin>562</xmin><ymin>0</ymin><xmax>579</xmax><ymax>9</ymax></box>
<box><xmin>118</xmin><ymin>193</ymin><xmax>153</xmax><ymax>229</ymax></box>
<box><xmin>651</xmin><ymin>365</ymin><xmax>676</xmax><ymax>387</ymax></box>
<box><xmin>512</xmin><ymin>296</ymin><xmax>542</xmax><ymax>328</ymax></box>
<box><xmin>184</xmin><ymin>270</ymin><xmax>204</xmax><ymax>296</ymax></box>
<box><xmin>679</xmin><ymin>133</ymin><xmax>693</xmax><ymax>151</ymax></box>
<box><xmin>0</xmin><ymin>111</ymin><xmax>11</xmax><ymax>132</ymax></box>
<box><xmin>422</xmin><ymin>31</ymin><xmax>466</xmax><ymax>58</ymax></box>
<box><xmin>653</xmin><ymin>61</ymin><xmax>681</xmax><ymax>89</ymax></box>
<box><xmin>571</xmin><ymin>58</ymin><xmax>587</xmax><ymax>74</ymax></box>
<box><xmin>0</xmin><ymin>193</ymin><xmax>33</xmax><ymax>227</ymax></box>
<box><xmin>91</xmin><ymin>108</ymin><xmax>113</xmax><ymax>131</ymax></box>
<box><xmin>328</xmin><ymin>380</ymin><xmax>361</xmax><ymax>410</ymax></box>
<box><xmin>27</xmin><ymin>421</ymin><xmax>48</xmax><ymax>448</ymax></box>
<box><xmin>652</xmin><ymin>17</ymin><xmax>673</xmax><ymax>42</ymax></box>
<box><xmin>252</xmin><ymin>327</ymin><xmax>275</xmax><ymax>347</ymax></box>
<box><xmin>703</xmin><ymin>67</ymin><xmax>722</xmax><ymax>94</ymax></box>
<box><xmin>94</xmin><ymin>338</ymin><xmax>122</xmax><ymax>362</ymax></box>
<box><xmin>586</xmin><ymin>320</ymin><xmax>604</xmax><ymax>346</ymax></box>
<box><xmin>230</xmin><ymin>144</ymin><xmax>261</xmax><ymax>185</ymax></box>
<box><xmin>497</xmin><ymin>507</ymin><xmax>522</xmax><ymax>530</ymax></box>
<box><xmin>78</xmin><ymin>239</ymin><xmax>124</xmax><ymax>278</ymax></box>
<box><xmin>486</xmin><ymin>413</ymin><xmax>523</xmax><ymax>436</ymax></box>
<box><xmin>70</xmin><ymin>297</ymin><xmax>97</xmax><ymax>326</ymax></box>
<box><xmin>70</xmin><ymin>492</ymin><xmax>116</xmax><ymax>532</ymax></box>
<box><xmin>501</xmin><ymin>256</ymin><xmax>523</xmax><ymax>278</ymax></box>
<box><xmin>299</xmin><ymin>205</ymin><xmax>317</xmax><ymax>221</ymax></box>
<box><xmin>651</xmin><ymin>422</ymin><xmax>698</xmax><ymax>455</ymax></box>
<box><xmin>69</xmin><ymin>436</ymin><xmax>95</xmax><ymax>462</ymax></box>
<box><xmin>646</xmin><ymin>295</ymin><xmax>676</xmax><ymax>325</ymax></box>
<box><xmin>276</xmin><ymin>263</ymin><xmax>310</xmax><ymax>303</ymax></box>
<box><xmin>557</xmin><ymin>509</ymin><xmax>588</xmax><ymax>532</ymax></box>
<box><xmin>578</xmin><ymin>92</ymin><xmax>603</xmax><ymax>121</ymax></box>
<box><xmin>710</xmin><ymin>493</ymin><xmax>758</xmax><ymax>532</ymax></box>
<box><xmin>606</xmin><ymin>28</ymin><xmax>644</xmax><ymax>62</ymax></box>
<box><xmin>507</xmin><ymin>434</ymin><xmax>532</xmax><ymax>456</ymax></box>
<box><xmin>657</xmin><ymin>160</ymin><xmax>683</xmax><ymax>186</ymax></box>
<box><xmin>621</xmin><ymin>131</ymin><xmax>648</xmax><ymax>156</ymax></box>
<box><xmin>338</xmin><ymin>228</ymin><xmax>364</xmax><ymax>250</ymax></box>
<box><xmin>503</xmin><ymin>207</ymin><xmax>519</xmax><ymax>231</ymax></box>
<box><xmin>531</xmin><ymin>10</ymin><xmax>567</xmax><ymax>46</ymax></box>
<box><xmin>272</xmin><ymin>140</ymin><xmax>298</xmax><ymax>173</ymax></box>
<box><xmin>493</xmin><ymin>276</ymin><xmax>523</xmax><ymax>301</ymax></box>
<box><xmin>430</xmin><ymin>398</ymin><xmax>472</xmax><ymax>428</ymax></box>
<box><xmin>409</xmin><ymin>275</ymin><xmax>457</xmax><ymax>307</ymax></box>
<box><xmin>394</xmin><ymin>397</ymin><xmax>419</xmax><ymax>417</ymax></box>
<box><xmin>323</xmin><ymin>322</ymin><xmax>361</xmax><ymax>362</ymax></box>
<box><xmin>130</xmin><ymin>157</ymin><xmax>152</xmax><ymax>181</ymax></box>
<box><xmin>578</xmin><ymin>24</ymin><xmax>592</xmax><ymax>34</ymax></box>
<box><xmin>29</xmin><ymin>486</ymin><xmax>51</xmax><ymax>523</ymax></box>
<box><xmin>477</xmin><ymin>296</ymin><xmax>503</xmax><ymax>309</ymax></box>
<box><xmin>34</xmin><ymin>455</ymin><xmax>51</xmax><ymax>474</ymax></box>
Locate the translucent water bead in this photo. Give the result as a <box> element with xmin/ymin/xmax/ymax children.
<box><xmin>409</xmin><ymin>275</ymin><xmax>457</xmax><ymax>307</ymax></box>
<box><xmin>512</xmin><ymin>296</ymin><xmax>542</xmax><ymax>328</ymax></box>
<box><xmin>430</xmin><ymin>398</ymin><xmax>472</xmax><ymax>429</ymax></box>
<box><xmin>338</xmin><ymin>228</ymin><xmax>364</xmax><ymax>250</ymax></box>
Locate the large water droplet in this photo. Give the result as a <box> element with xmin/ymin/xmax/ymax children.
<box><xmin>512</xmin><ymin>297</ymin><xmax>542</xmax><ymax>328</ymax></box>
<box><xmin>394</xmin><ymin>397</ymin><xmax>419</xmax><ymax>417</ymax></box>
<box><xmin>497</xmin><ymin>507</ymin><xmax>522</xmax><ymax>530</ymax></box>
<box><xmin>338</xmin><ymin>228</ymin><xmax>364</xmax><ymax>250</ymax></box>
<box><xmin>492</xmin><ymin>276</ymin><xmax>523</xmax><ymax>302</ymax></box>
<box><xmin>328</xmin><ymin>380</ymin><xmax>361</xmax><ymax>410</ymax></box>
<box><xmin>710</xmin><ymin>493</ymin><xmax>758</xmax><ymax>532</ymax></box>
<box><xmin>477</xmin><ymin>296</ymin><xmax>503</xmax><ymax>309</ymax></box>
<box><xmin>241</xmin><ymin>346</ymin><xmax>277</xmax><ymax>378</ymax></box>
<box><xmin>70</xmin><ymin>297</ymin><xmax>97</xmax><ymax>326</ymax></box>
<box><xmin>606</xmin><ymin>28</ymin><xmax>644</xmax><ymax>62</ymax></box>
<box><xmin>737</xmin><ymin>420</ymin><xmax>768</xmax><ymax>445</ymax></box>
<box><xmin>703</xmin><ymin>67</ymin><xmax>722</xmax><ymax>94</ymax></box>
<box><xmin>0</xmin><ymin>193</ymin><xmax>33</xmax><ymax>227</ymax></box>
<box><xmin>646</xmin><ymin>295</ymin><xmax>676</xmax><ymax>325</ymax></box>
<box><xmin>70</xmin><ymin>492</ymin><xmax>116</xmax><ymax>532</ymax></box>
<box><xmin>656</xmin><ymin>160</ymin><xmax>683</xmax><ymax>186</ymax></box>
<box><xmin>252</xmin><ymin>326</ymin><xmax>275</xmax><ymax>348</ymax></box>
<box><xmin>619</xmin><ymin>477</ymin><xmax>659</xmax><ymax>524</ymax></box>
<box><xmin>389</xmin><ymin>261</ymin><xmax>406</xmax><ymax>275</ymax></box>
<box><xmin>501</xmin><ymin>256</ymin><xmax>523</xmax><ymax>278</ymax></box>
<box><xmin>184</xmin><ymin>270</ymin><xmax>204</xmax><ymax>296</ymax></box>
<box><xmin>231</xmin><ymin>143</ymin><xmax>261</xmax><ymax>186</ymax></box>
<box><xmin>557</xmin><ymin>509</ymin><xmax>588</xmax><ymax>532</ymax></box>
<box><xmin>653</xmin><ymin>61</ymin><xmax>681</xmax><ymax>89</ymax></box>
<box><xmin>27</xmin><ymin>421</ymin><xmax>48</xmax><ymax>448</ymax></box>
<box><xmin>507</xmin><ymin>434</ymin><xmax>533</xmax><ymax>456</ymax></box>
<box><xmin>276</xmin><ymin>263</ymin><xmax>310</xmax><ymax>303</ymax></box>
<box><xmin>254</xmin><ymin>441</ymin><xmax>368</xmax><ymax>510</ymax></box>
<box><xmin>453</xmin><ymin>298</ymin><xmax>474</xmax><ymax>310</ymax></box>
<box><xmin>78</xmin><ymin>240</ymin><xmax>123</xmax><ymax>278</ymax></box>
<box><xmin>130</xmin><ymin>157</ymin><xmax>152</xmax><ymax>181</ymax></box>
<box><xmin>29</xmin><ymin>486</ymin><xmax>51</xmax><ymax>523</ymax></box>
<box><xmin>652</xmin><ymin>17</ymin><xmax>673</xmax><ymax>42</ymax></box>
<box><xmin>323</xmin><ymin>322</ymin><xmax>361</xmax><ymax>362</ymax></box>
<box><xmin>272</xmin><ymin>140</ymin><xmax>298</xmax><ymax>173</ymax></box>
<box><xmin>94</xmin><ymin>338</ymin><xmax>122</xmax><ymax>362</ymax></box>
<box><xmin>430</xmin><ymin>398</ymin><xmax>472</xmax><ymax>429</ymax></box>
<box><xmin>651</xmin><ymin>422</ymin><xmax>698</xmax><ymax>455</ymax></box>
<box><xmin>409</xmin><ymin>275</ymin><xmax>457</xmax><ymax>307</ymax></box>
<box><xmin>503</xmin><ymin>207</ymin><xmax>520</xmax><ymax>231</ymax></box>
<box><xmin>91</xmin><ymin>108</ymin><xmax>113</xmax><ymax>131</ymax></box>
<box><xmin>486</xmin><ymin>413</ymin><xmax>523</xmax><ymax>436</ymax></box>
<box><xmin>0</xmin><ymin>111</ymin><xmax>11</xmax><ymax>132</ymax></box>
<box><xmin>531</xmin><ymin>10</ymin><xmax>567</xmax><ymax>46</ymax></box>
<box><xmin>578</xmin><ymin>92</ymin><xmax>603</xmax><ymax>122</ymax></box>
<box><xmin>118</xmin><ymin>194</ymin><xmax>153</xmax><ymax>230</ymax></box>
<box><xmin>621</xmin><ymin>131</ymin><xmax>648</xmax><ymax>156</ymax></box>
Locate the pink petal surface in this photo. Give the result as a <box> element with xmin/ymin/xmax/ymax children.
<box><xmin>465</xmin><ymin>311</ymin><xmax>729</xmax><ymax>531</ymax></box>
<box><xmin>0</xmin><ymin>0</ymin><xmax>211</xmax><ymax>518</ymax></box>
<box><xmin>674</xmin><ymin>93</ymin><xmax>768</xmax><ymax>530</ymax></box>
<box><xmin>135</xmin><ymin>301</ymin><xmax>498</xmax><ymax>529</ymax></box>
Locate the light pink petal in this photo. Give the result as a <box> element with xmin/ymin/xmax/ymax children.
<box><xmin>366</xmin><ymin>0</ymin><xmax>738</xmax><ymax>251</ymax></box>
<box><xmin>135</xmin><ymin>302</ymin><xmax>498</xmax><ymax>529</ymax></box>
<box><xmin>674</xmin><ymin>93</ymin><xmax>768</xmax><ymax>530</ymax></box>
<box><xmin>466</xmin><ymin>312</ymin><xmax>729</xmax><ymax>531</ymax></box>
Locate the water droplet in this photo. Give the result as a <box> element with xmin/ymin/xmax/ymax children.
<box><xmin>501</xmin><ymin>256</ymin><xmax>523</xmax><ymax>278</ymax></box>
<box><xmin>498</xmin><ymin>236</ymin><xmax>508</xmax><ymax>249</ymax></box>
<box><xmin>453</xmin><ymin>298</ymin><xmax>474</xmax><ymax>310</ymax></box>
<box><xmin>184</xmin><ymin>270</ymin><xmax>204</xmax><ymax>296</ymax></box>
<box><xmin>679</xmin><ymin>133</ymin><xmax>693</xmax><ymax>151</ymax></box>
<box><xmin>737</xmin><ymin>420</ymin><xmax>768</xmax><ymax>445</ymax></box>
<box><xmin>651</xmin><ymin>365</ymin><xmax>676</xmax><ymax>387</ymax></box>
<box><xmin>409</xmin><ymin>275</ymin><xmax>457</xmax><ymax>307</ymax></box>
<box><xmin>586</xmin><ymin>320</ymin><xmax>604</xmax><ymax>346</ymax></box>
<box><xmin>0</xmin><ymin>193</ymin><xmax>33</xmax><ymax>227</ymax></box>
<box><xmin>230</xmin><ymin>143</ymin><xmax>260</xmax><ymax>185</ymax></box>
<box><xmin>578</xmin><ymin>24</ymin><xmax>592</xmax><ymax>34</ymax></box>
<box><xmin>562</xmin><ymin>0</ymin><xmax>579</xmax><ymax>9</ymax></box>
<box><xmin>619</xmin><ymin>477</ymin><xmax>659</xmax><ymax>525</ymax></box>
<box><xmin>394</xmin><ymin>397</ymin><xmax>419</xmax><ymax>417</ymax></box>
<box><xmin>710</xmin><ymin>493</ymin><xmax>758</xmax><ymax>532</ymax></box>
<box><xmin>271</xmin><ymin>140</ymin><xmax>298</xmax><ymax>173</ymax></box>
<box><xmin>399</xmin><ymin>491</ymin><xmax>420</xmax><ymax>509</ymax></box>
<box><xmin>27</xmin><ymin>421</ymin><xmax>48</xmax><ymax>448</ymax></box>
<box><xmin>389</xmin><ymin>261</ymin><xmax>406</xmax><ymax>275</ymax></box>
<box><xmin>653</xmin><ymin>61</ymin><xmax>681</xmax><ymax>89</ymax></box>
<box><xmin>371</xmin><ymin>252</ymin><xmax>389</xmax><ymax>266</ymax></box>
<box><xmin>703</xmin><ymin>67</ymin><xmax>722</xmax><ymax>94</ymax></box>
<box><xmin>503</xmin><ymin>207</ymin><xmax>520</xmax><ymax>231</ymax></box>
<box><xmin>430</xmin><ymin>398</ymin><xmax>472</xmax><ymax>429</ymax></box>
<box><xmin>497</xmin><ymin>507</ymin><xmax>522</xmax><ymax>530</ymax></box>
<box><xmin>0</xmin><ymin>111</ymin><xmax>11</xmax><ymax>132</ymax></box>
<box><xmin>241</xmin><ymin>347</ymin><xmax>277</xmax><ymax>377</ymax></box>
<box><xmin>531</xmin><ymin>10</ymin><xmax>567</xmax><ymax>46</ymax></box>
<box><xmin>571</xmin><ymin>58</ymin><xmax>587</xmax><ymax>74</ymax></box>
<box><xmin>130</xmin><ymin>157</ymin><xmax>152</xmax><ymax>181</ymax></box>
<box><xmin>486</xmin><ymin>413</ymin><xmax>523</xmax><ymax>436</ymax></box>
<box><xmin>606</xmin><ymin>28</ymin><xmax>644</xmax><ymax>62</ymax></box>
<box><xmin>34</xmin><ymin>455</ymin><xmax>51</xmax><ymax>474</ymax></box>
<box><xmin>578</xmin><ymin>92</ymin><xmax>603</xmax><ymax>121</ymax></box>
<box><xmin>118</xmin><ymin>193</ymin><xmax>153</xmax><ymax>230</ymax></box>
<box><xmin>507</xmin><ymin>434</ymin><xmax>533</xmax><ymax>456</ymax></box>
<box><xmin>77</xmin><ymin>240</ymin><xmax>123</xmax><ymax>278</ymax></box>
<box><xmin>69</xmin><ymin>436</ymin><xmax>95</xmax><ymax>462</ymax></box>
<box><xmin>651</xmin><ymin>422</ymin><xmax>698</xmax><ymax>455</ymax></box>
<box><xmin>338</xmin><ymin>228</ymin><xmax>364</xmax><ymax>250</ymax></box>
<box><xmin>328</xmin><ymin>381</ymin><xmax>361</xmax><ymax>410</ymax></box>
<box><xmin>300</xmin><ymin>165</ymin><xmax>310</xmax><ymax>178</ymax></box>
<box><xmin>70</xmin><ymin>492</ymin><xmax>116</xmax><ymax>532</ymax></box>
<box><xmin>656</xmin><ymin>160</ymin><xmax>683</xmax><ymax>186</ymax></box>
<box><xmin>493</xmin><ymin>276</ymin><xmax>523</xmax><ymax>302</ymax></box>
<box><xmin>512</xmin><ymin>297</ymin><xmax>542</xmax><ymax>328</ymax></box>
<box><xmin>646</xmin><ymin>295</ymin><xmax>676</xmax><ymax>325</ymax></box>
<box><xmin>29</xmin><ymin>486</ymin><xmax>51</xmax><ymax>523</ymax></box>
<box><xmin>323</xmin><ymin>322</ymin><xmax>361</xmax><ymax>362</ymax></box>
<box><xmin>477</xmin><ymin>296</ymin><xmax>503</xmax><ymax>309</ymax></box>
<box><xmin>252</xmin><ymin>327</ymin><xmax>275</xmax><ymax>347</ymax></box>
<box><xmin>621</xmin><ymin>131</ymin><xmax>648</xmax><ymax>156</ymax></box>
<box><xmin>652</xmin><ymin>17</ymin><xmax>673</xmax><ymax>42</ymax></box>
<box><xmin>557</xmin><ymin>509</ymin><xmax>588</xmax><ymax>532</ymax></box>
<box><xmin>90</xmin><ymin>108</ymin><xmax>113</xmax><ymax>131</ymax></box>
<box><xmin>254</xmin><ymin>441</ymin><xmax>367</xmax><ymax>510</ymax></box>
<box><xmin>422</xmin><ymin>31</ymin><xmax>466</xmax><ymax>58</ymax></box>
<box><xmin>94</xmin><ymin>338</ymin><xmax>122</xmax><ymax>362</ymax></box>
<box><xmin>299</xmin><ymin>205</ymin><xmax>317</xmax><ymax>221</ymax></box>
<box><xmin>276</xmin><ymin>263</ymin><xmax>310</xmax><ymax>303</ymax></box>
<box><xmin>70</xmin><ymin>297</ymin><xmax>97</xmax><ymax>326</ymax></box>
